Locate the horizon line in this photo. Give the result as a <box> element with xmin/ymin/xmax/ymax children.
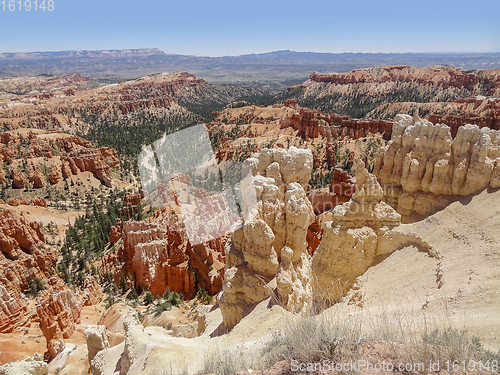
<box><xmin>1</xmin><ymin>48</ymin><xmax>500</xmax><ymax>58</ymax></box>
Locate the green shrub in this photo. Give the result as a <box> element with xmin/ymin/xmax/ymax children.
<box><xmin>155</xmin><ymin>301</ymin><xmax>172</xmax><ymax>317</ymax></box>
<box><xmin>167</xmin><ymin>291</ymin><xmax>182</xmax><ymax>307</ymax></box>
<box><xmin>196</xmin><ymin>287</ymin><xmax>213</xmax><ymax>304</ymax></box>
<box><xmin>143</xmin><ymin>290</ymin><xmax>155</xmax><ymax>305</ymax></box>
<box><xmin>28</xmin><ymin>277</ymin><xmax>45</xmax><ymax>297</ymax></box>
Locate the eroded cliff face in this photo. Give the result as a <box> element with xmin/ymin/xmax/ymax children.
<box><xmin>0</xmin><ymin>130</ymin><xmax>120</xmax><ymax>189</ymax></box>
<box><xmin>373</xmin><ymin>114</ymin><xmax>500</xmax><ymax>216</ymax></box>
<box><xmin>0</xmin><ymin>210</ymin><xmax>57</xmax><ymax>293</ymax></box>
<box><xmin>219</xmin><ymin>147</ymin><xmax>315</xmax><ymax>327</ymax></box>
<box><xmin>311</xmin><ymin>160</ymin><xmax>434</xmax><ymax>304</ymax></box>
<box><xmin>0</xmin><ymin>286</ymin><xmax>31</xmax><ymax>333</ymax></box>
<box><xmin>106</xmin><ymin>205</ymin><xmax>226</xmax><ymax>297</ymax></box>
<box><xmin>309</xmin><ymin>66</ymin><xmax>488</xmax><ymax>90</ymax></box>
<box><xmin>285</xmin><ymin>66</ymin><xmax>500</xmax><ymax>122</ymax></box>
<box><xmin>0</xmin><ymin>210</ymin><xmax>103</xmax><ymax>360</ymax></box>
<box><xmin>36</xmin><ymin>278</ymin><xmax>82</xmax><ymax>361</ymax></box>
<box><xmin>279</xmin><ymin>101</ymin><xmax>393</xmax><ymax>140</ymax></box>
<box><xmin>35</xmin><ymin>275</ymin><xmax>103</xmax><ymax>361</ymax></box>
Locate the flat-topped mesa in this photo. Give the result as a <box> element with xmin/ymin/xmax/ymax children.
<box><xmin>309</xmin><ymin>65</ymin><xmax>482</xmax><ymax>89</ymax></box>
<box><xmin>373</xmin><ymin>114</ymin><xmax>500</xmax><ymax>216</ymax></box>
<box><xmin>220</xmin><ymin>147</ymin><xmax>315</xmax><ymax>327</ymax></box>
<box><xmin>312</xmin><ymin>161</ymin><xmax>431</xmax><ymax>304</ymax></box>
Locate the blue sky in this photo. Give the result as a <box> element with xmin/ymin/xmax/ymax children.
<box><xmin>0</xmin><ymin>0</ymin><xmax>499</xmax><ymax>56</ymax></box>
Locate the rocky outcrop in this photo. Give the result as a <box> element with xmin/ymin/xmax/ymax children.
<box><xmin>0</xmin><ymin>211</ymin><xmax>57</xmax><ymax>297</ymax></box>
<box><xmin>312</xmin><ymin>160</ymin><xmax>433</xmax><ymax>304</ymax></box>
<box><xmin>279</xmin><ymin>103</ymin><xmax>393</xmax><ymax>141</ymax></box>
<box><xmin>306</xmin><ymin>217</ymin><xmax>323</xmax><ymax>256</ymax></box>
<box><xmin>0</xmin><ymin>210</ymin><xmax>52</xmax><ymax>261</ymax></box>
<box><xmin>109</xmin><ymin>219</ymin><xmax>122</xmax><ymax>245</ymax></box>
<box><xmin>84</xmin><ymin>325</ymin><xmax>109</xmax><ymax>364</ymax></box>
<box><xmin>373</xmin><ymin>114</ymin><xmax>500</xmax><ymax>216</ymax></box>
<box><xmin>0</xmin><ymin>353</ymin><xmax>48</xmax><ymax>375</ymax></box>
<box><xmin>0</xmin><ymin>131</ymin><xmax>120</xmax><ymax>190</ymax></box>
<box><xmin>107</xmin><ymin>210</ymin><xmax>225</xmax><ymax>297</ymax></box>
<box><xmin>220</xmin><ymin>147</ymin><xmax>315</xmax><ymax>327</ymax></box>
<box><xmin>285</xmin><ymin>66</ymin><xmax>499</xmax><ymax>126</ymax></box>
<box><xmin>118</xmin><ymin>220</ymin><xmax>194</xmax><ymax>296</ymax></box>
<box><xmin>124</xmin><ymin>193</ymin><xmax>141</xmax><ymax>206</ymax></box>
<box><xmin>308</xmin><ymin>169</ymin><xmax>354</xmax><ymax>215</ymax></box>
<box><xmin>309</xmin><ymin>65</ymin><xmax>482</xmax><ymax>89</ymax></box>
<box><xmin>48</xmin><ymin>164</ymin><xmax>61</xmax><ymax>184</ymax></box>
<box><xmin>10</xmin><ymin>167</ymin><xmax>26</xmax><ymax>189</ymax></box>
<box><xmin>308</xmin><ymin>191</ymin><xmax>349</xmax><ymax>215</ymax></box>
<box><xmin>92</xmin><ymin>309</ymin><xmax>151</xmax><ymax>375</ymax></box>
<box><xmin>330</xmin><ymin>168</ymin><xmax>355</xmax><ymax>197</ymax></box>
<box><xmin>28</xmin><ymin>165</ymin><xmax>46</xmax><ymax>188</ymax></box>
<box><xmin>80</xmin><ymin>276</ymin><xmax>104</xmax><ymax>306</ymax></box>
<box><xmin>7</xmin><ymin>198</ymin><xmax>20</xmax><ymax>206</ymax></box>
<box><xmin>35</xmin><ymin>278</ymin><xmax>82</xmax><ymax>361</ymax></box>
<box><xmin>425</xmin><ymin>96</ymin><xmax>500</xmax><ymax>136</ymax></box>
<box><xmin>0</xmin><ymin>286</ymin><xmax>31</xmax><ymax>333</ymax></box>
<box><xmin>24</xmin><ymin>275</ymin><xmax>103</xmax><ymax>362</ymax></box>
<box><xmin>32</xmin><ymin>198</ymin><xmax>47</xmax><ymax>207</ymax></box>
<box><xmin>73</xmin><ymin>148</ymin><xmax>118</xmax><ymax>187</ymax></box>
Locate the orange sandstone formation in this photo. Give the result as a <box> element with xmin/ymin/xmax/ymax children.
<box><xmin>36</xmin><ymin>278</ymin><xmax>82</xmax><ymax>360</ymax></box>
<box><xmin>10</xmin><ymin>167</ymin><xmax>26</xmax><ymax>189</ymax></box>
<box><xmin>278</xmin><ymin>100</ymin><xmax>393</xmax><ymax>140</ymax></box>
<box><xmin>0</xmin><ymin>286</ymin><xmax>31</xmax><ymax>333</ymax></box>
<box><xmin>106</xmin><ymin>206</ymin><xmax>226</xmax><ymax>297</ymax></box>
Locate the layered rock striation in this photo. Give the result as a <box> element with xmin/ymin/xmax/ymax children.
<box><xmin>34</xmin><ymin>276</ymin><xmax>103</xmax><ymax>361</ymax></box>
<box><xmin>0</xmin><ymin>210</ymin><xmax>57</xmax><ymax>293</ymax></box>
<box><xmin>279</xmin><ymin>101</ymin><xmax>393</xmax><ymax>140</ymax></box>
<box><xmin>0</xmin><ymin>286</ymin><xmax>31</xmax><ymax>333</ymax></box>
<box><xmin>107</xmin><ymin>207</ymin><xmax>226</xmax><ymax>297</ymax></box>
<box><xmin>0</xmin><ymin>130</ymin><xmax>120</xmax><ymax>189</ymax></box>
<box><xmin>35</xmin><ymin>277</ymin><xmax>82</xmax><ymax>360</ymax></box>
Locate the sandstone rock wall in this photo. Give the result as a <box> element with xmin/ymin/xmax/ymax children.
<box><xmin>312</xmin><ymin>160</ymin><xmax>433</xmax><ymax>304</ymax></box>
<box><xmin>36</xmin><ymin>277</ymin><xmax>82</xmax><ymax>360</ymax></box>
<box><xmin>84</xmin><ymin>325</ymin><xmax>110</xmax><ymax>365</ymax></box>
<box><xmin>279</xmin><ymin>102</ymin><xmax>393</xmax><ymax>141</ymax></box>
<box><xmin>373</xmin><ymin>114</ymin><xmax>500</xmax><ymax>215</ymax></box>
<box><xmin>107</xmin><ymin>208</ymin><xmax>225</xmax><ymax>297</ymax></box>
<box><xmin>220</xmin><ymin>147</ymin><xmax>315</xmax><ymax>327</ymax></box>
<box><xmin>308</xmin><ymin>168</ymin><xmax>355</xmax><ymax>215</ymax></box>
<box><xmin>0</xmin><ymin>286</ymin><xmax>31</xmax><ymax>333</ymax></box>
<box><xmin>0</xmin><ymin>210</ymin><xmax>57</xmax><ymax>294</ymax></box>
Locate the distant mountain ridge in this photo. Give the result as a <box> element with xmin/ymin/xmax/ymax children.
<box><xmin>0</xmin><ymin>48</ymin><xmax>166</xmax><ymax>59</ymax></box>
<box><xmin>1</xmin><ymin>48</ymin><xmax>500</xmax><ymax>91</ymax></box>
